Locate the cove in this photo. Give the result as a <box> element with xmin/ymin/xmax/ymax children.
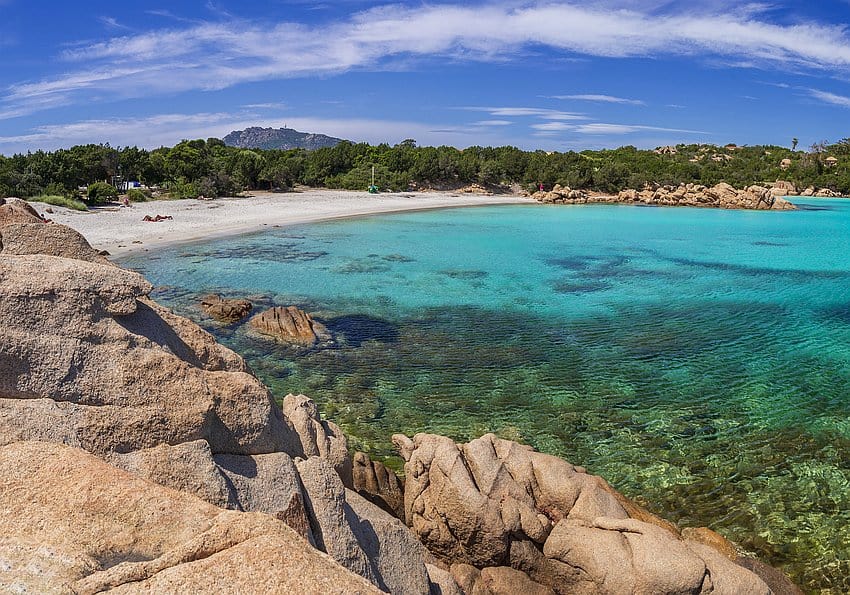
<box><xmin>121</xmin><ymin>199</ymin><xmax>850</xmax><ymax>591</ymax></box>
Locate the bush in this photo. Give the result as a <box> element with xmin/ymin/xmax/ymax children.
<box><xmin>126</xmin><ymin>188</ymin><xmax>150</xmax><ymax>202</ymax></box>
<box><xmin>30</xmin><ymin>195</ymin><xmax>88</xmax><ymax>211</ymax></box>
<box><xmin>86</xmin><ymin>182</ymin><xmax>118</xmax><ymax>205</ymax></box>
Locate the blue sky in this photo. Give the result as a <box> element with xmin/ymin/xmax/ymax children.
<box><xmin>1</xmin><ymin>0</ymin><xmax>850</xmax><ymax>154</ymax></box>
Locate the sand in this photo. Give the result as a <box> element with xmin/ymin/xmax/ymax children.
<box><xmin>33</xmin><ymin>189</ymin><xmax>533</xmax><ymax>258</ymax></box>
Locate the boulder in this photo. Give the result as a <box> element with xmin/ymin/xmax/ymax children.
<box><xmin>449</xmin><ymin>564</ymin><xmax>553</xmax><ymax>595</ymax></box>
<box><xmin>0</xmin><ymin>222</ymin><xmax>107</xmax><ymax>263</ymax></box>
<box><xmin>108</xmin><ymin>440</ymin><xmax>238</xmax><ymax>509</ymax></box>
<box><xmin>0</xmin><ymin>200</ymin><xmax>45</xmax><ymax>227</ymax></box>
<box><xmin>0</xmin><ymin>254</ymin><xmax>297</xmax><ymax>456</ymax></box>
<box><xmin>0</xmin><ymin>441</ymin><xmax>380</xmax><ymax>594</ymax></box>
<box><xmin>284</xmin><ymin>393</ymin><xmax>353</xmax><ymax>487</ymax></box>
<box><xmin>249</xmin><ymin>305</ymin><xmax>331</xmax><ymax>346</ymax></box>
<box><xmin>353</xmin><ymin>450</ymin><xmax>405</xmax><ymax>519</ymax></box>
<box><xmin>200</xmin><ymin>293</ymin><xmax>253</xmax><ymax>323</ymax></box>
<box><xmin>214</xmin><ymin>450</ymin><xmax>315</xmax><ymax>543</ymax></box>
<box><xmin>427</xmin><ymin>564</ymin><xmax>462</xmax><ymax>595</ymax></box>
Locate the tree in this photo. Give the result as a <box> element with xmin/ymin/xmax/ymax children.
<box><xmin>792</xmin><ymin>138</ymin><xmax>799</xmax><ymax>151</ymax></box>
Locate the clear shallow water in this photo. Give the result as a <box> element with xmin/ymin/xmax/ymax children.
<box><xmin>122</xmin><ymin>200</ymin><xmax>850</xmax><ymax>591</ymax></box>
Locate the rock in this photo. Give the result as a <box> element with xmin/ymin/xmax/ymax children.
<box><xmin>0</xmin><ymin>441</ymin><xmax>380</xmax><ymax>594</ymax></box>
<box><xmin>541</xmin><ymin>182</ymin><xmax>797</xmax><ymax>210</ymax></box>
<box><xmin>0</xmin><ymin>254</ymin><xmax>297</xmax><ymax>456</ymax></box>
<box><xmin>295</xmin><ymin>456</ymin><xmax>379</xmax><ymax>586</ymax></box>
<box><xmin>284</xmin><ymin>393</ymin><xmax>353</xmax><ymax>487</ymax></box>
<box><xmin>200</xmin><ymin>293</ymin><xmax>253</xmax><ymax>323</ymax></box>
<box><xmin>109</xmin><ymin>440</ymin><xmax>237</xmax><ymax>509</ymax></box>
<box><xmin>346</xmin><ymin>488</ymin><xmax>433</xmax><ymax>594</ymax></box>
<box><xmin>448</xmin><ymin>564</ymin><xmax>552</xmax><ymax>595</ymax></box>
<box><xmin>772</xmin><ymin>180</ymin><xmax>798</xmax><ymax>195</ymax></box>
<box><xmin>736</xmin><ymin>557</ymin><xmax>805</xmax><ymax>595</ymax></box>
<box><xmin>249</xmin><ymin>305</ymin><xmax>331</xmax><ymax>346</ymax></box>
<box><xmin>427</xmin><ymin>564</ymin><xmax>462</xmax><ymax>595</ymax></box>
<box><xmin>0</xmin><ymin>200</ymin><xmax>45</xmax><ymax>227</ymax></box>
<box><xmin>353</xmin><ymin>450</ymin><xmax>405</xmax><ymax>519</ymax></box>
<box><xmin>214</xmin><ymin>451</ymin><xmax>315</xmax><ymax>544</ymax></box>
<box><xmin>682</xmin><ymin>526</ymin><xmax>738</xmax><ymax>560</ymax></box>
<box><xmin>801</xmin><ymin>186</ymin><xmax>815</xmax><ymax>196</ymax></box>
<box><xmin>542</xmin><ymin>517</ymin><xmax>770</xmax><ymax>594</ymax></box>
<box><xmin>0</xmin><ymin>222</ymin><xmax>109</xmax><ymax>263</ymax></box>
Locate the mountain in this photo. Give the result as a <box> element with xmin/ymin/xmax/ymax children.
<box><xmin>223</xmin><ymin>126</ymin><xmax>344</xmax><ymax>150</ymax></box>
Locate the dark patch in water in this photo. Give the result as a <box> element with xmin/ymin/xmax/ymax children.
<box><xmin>668</xmin><ymin>257</ymin><xmax>850</xmax><ymax>280</ymax></box>
<box><xmin>752</xmin><ymin>241</ymin><xmax>788</xmax><ymax>247</ymax></box>
<box><xmin>323</xmin><ymin>314</ymin><xmax>400</xmax><ymax>347</ymax></box>
<box><xmin>820</xmin><ymin>303</ymin><xmax>850</xmax><ymax>324</ymax></box>
<box><xmin>185</xmin><ymin>243</ymin><xmax>328</xmax><ymax>263</ymax></box>
<box><xmin>440</xmin><ymin>269</ymin><xmax>488</xmax><ymax>280</ymax></box>
<box><xmin>336</xmin><ymin>260</ymin><xmax>391</xmax><ymax>274</ymax></box>
<box><xmin>552</xmin><ymin>279</ymin><xmax>613</xmax><ymax>294</ymax></box>
<box><xmin>382</xmin><ymin>254</ymin><xmax>415</xmax><ymax>262</ymax></box>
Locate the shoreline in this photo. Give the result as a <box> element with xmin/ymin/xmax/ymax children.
<box><xmin>36</xmin><ymin>189</ymin><xmax>533</xmax><ymax>258</ymax></box>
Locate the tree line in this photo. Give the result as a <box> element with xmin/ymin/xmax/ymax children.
<box><xmin>2</xmin><ymin>137</ymin><xmax>849</xmax><ymax>202</ymax></box>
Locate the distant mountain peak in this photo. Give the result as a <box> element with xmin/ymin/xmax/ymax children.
<box><xmin>223</xmin><ymin>126</ymin><xmax>344</xmax><ymax>150</ymax></box>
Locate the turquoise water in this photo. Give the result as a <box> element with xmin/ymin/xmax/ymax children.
<box><xmin>122</xmin><ymin>200</ymin><xmax>850</xmax><ymax>591</ymax></box>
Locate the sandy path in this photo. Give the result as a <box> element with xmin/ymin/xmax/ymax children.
<box><xmin>34</xmin><ymin>189</ymin><xmax>533</xmax><ymax>258</ymax></box>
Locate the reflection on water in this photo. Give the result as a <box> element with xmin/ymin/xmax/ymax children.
<box><xmin>123</xmin><ymin>200</ymin><xmax>850</xmax><ymax>591</ymax></box>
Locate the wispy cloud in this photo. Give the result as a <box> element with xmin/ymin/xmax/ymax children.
<box><xmin>3</xmin><ymin>2</ymin><xmax>850</xmax><ymax>120</ymax></box>
<box><xmin>242</xmin><ymin>102</ymin><xmax>288</xmax><ymax>110</ymax></box>
<box><xmin>807</xmin><ymin>88</ymin><xmax>850</xmax><ymax>108</ymax></box>
<box><xmin>573</xmin><ymin>123</ymin><xmax>708</xmax><ymax>135</ymax></box>
<box><xmin>98</xmin><ymin>16</ymin><xmax>129</xmax><ymax>31</ymax></box>
<box><xmin>0</xmin><ymin>111</ymin><xmax>516</xmax><ymax>153</ymax></box>
<box><xmin>549</xmin><ymin>94</ymin><xmax>645</xmax><ymax>105</ymax></box>
<box><xmin>464</xmin><ymin>107</ymin><xmax>587</xmax><ymax>120</ymax></box>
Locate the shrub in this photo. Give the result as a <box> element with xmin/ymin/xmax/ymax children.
<box><xmin>30</xmin><ymin>195</ymin><xmax>88</xmax><ymax>211</ymax></box>
<box><xmin>86</xmin><ymin>182</ymin><xmax>118</xmax><ymax>205</ymax></box>
<box><xmin>126</xmin><ymin>188</ymin><xmax>150</xmax><ymax>202</ymax></box>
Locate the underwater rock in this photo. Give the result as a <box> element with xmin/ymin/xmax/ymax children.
<box><xmin>200</xmin><ymin>293</ymin><xmax>253</xmax><ymax>323</ymax></box>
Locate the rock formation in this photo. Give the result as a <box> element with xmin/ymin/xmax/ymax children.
<box><xmin>200</xmin><ymin>293</ymin><xmax>253</xmax><ymax>322</ymax></box>
<box><xmin>0</xmin><ymin>212</ymin><xmax>801</xmax><ymax>593</ymax></box>
<box><xmin>531</xmin><ymin>182</ymin><xmax>797</xmax><ymax>210</ymax></box>
<box><xmin>249</xmin><ymin>305</ymin><xmax>332</xmax><ymax>346</ymax></box>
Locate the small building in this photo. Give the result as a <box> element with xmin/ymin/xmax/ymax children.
<box><xmin>825</xmin><ymin>156</ymin><xmax>839</xmax><ymax>168</ymax></box>
<box><xmin>780</xmin><ymin>158</ymin><xmax>792</xmax><ymax>170</ymax></box>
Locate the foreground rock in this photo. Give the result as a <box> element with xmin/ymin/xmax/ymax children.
<box><xmin>249</xmin><ymin>305</ymin><xmax>332</xmax><ymax>346</ymax></box>
<box><xmin>531</xmin><ymin>182</ymin><xmax>796</xmax><ymax>210</ymax></box>
<box><xmin>0</xmin><ymin>441</ymin><xmax>379</xmax><ymax>594</ymax></box>
<box><xmin>393</xmin><ymin>432</ymin><xmax>778</xmax><ymax>594</ymax></box>
<box><xmin>200</xmin><ymin>293</ymin><xmax>253</xmax><ymax>322</ymax></box>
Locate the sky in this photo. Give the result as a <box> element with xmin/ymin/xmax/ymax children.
<box><xmin>1</xmin><ymin>0</ymin><xmax>850</xmax><ymax>154</ymax></box>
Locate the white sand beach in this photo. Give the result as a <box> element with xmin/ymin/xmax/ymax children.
<box><xmin>34</xmin><ymin>189</ymin><xmax>532</xmax><ymax>258</ymax></box>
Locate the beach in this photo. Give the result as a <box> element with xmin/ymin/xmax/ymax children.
<box><xmin>36</xmin><ymin>189</ymin><xmax>532</xmax><ymax>257</ymax></box>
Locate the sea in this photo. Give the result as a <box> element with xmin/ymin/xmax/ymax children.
<box><xmin>121</xmin><ymin>198</ymin><xmax>850</xmax><ymax>591</ymax></box>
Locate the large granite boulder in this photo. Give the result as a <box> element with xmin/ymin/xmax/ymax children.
<box><xmin>353</xmin><ymin>450</ymin><xmax>406</xmax><ymax>519</ymax></box>
<box><xmin>0</xmin><ymin>254</ymin><xmax>299</xmax><ymax>456</ymax></box>
<box><xmin>394</xmin><ymin>432</ymin><xmax>773</xmax><ymax>594</ymax></box>
<box><xmin>0</xmin><ymin>441</ymin><xmax>380</xmax><ymax>594</ymax></box>
<box><xmin>0</xmin><ymin>222</ymin><xmax>107</xmax><ymax>262</ymax></box>
<box><xmin>200</xmin><ymin>293</ymin><xmax>253</xmax><ymax>323</ymax></box>
<box><xmin>249</xmin><ymin>305</ymin><xmax>332</xmax><ymax>346</ymax></box>
<box><xmin>0</xmin><ymin>199</ymin><xmax>46</xmax><ymax>227</ymax></box>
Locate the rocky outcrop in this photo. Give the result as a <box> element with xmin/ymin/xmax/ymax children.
<box><xmin>0</xmin><ymin>198</ymin><xmax>46</xmax><ymax>227</ymax></box>
<box><xmin>393</xmin><ymin>432</ymin><xmax>775</xmax><ymax>594</ymax></box>
<box><xmin>531</xmin><ymin>182</ymin><xmax>797</xmax><ymax>210</ymax></box>
<box><xmin>771</xmin><ymin>180</ymin><xmax>798</xmax><ymax>196</ymax></box>
<box><xmin>249</xmin><ymin>305</ymin><xmax>332</xmax><ymax>346</ymax></box>
<box><xmin>0</xmin><ymin>222</ymin><xmax>108</xmax><ymax>262</ymax></box>
<box><xmin>284</xmin><ymin>393</ymin><xmax>354</xmax><ymax>487</ymax></box>
<box><xmin>200</xmin><ymin>293</ymin><xmax>253</xmax><ymax>323</ymax></box>
<box><xmin>353</xmin><ymin>450</ymin><xmax>406</xmax><ymax>519</ymax></box>
<box><xmin>0</xmin><ymin>441</ymin><xmax>379</xmax><ymax>594</ymax></box>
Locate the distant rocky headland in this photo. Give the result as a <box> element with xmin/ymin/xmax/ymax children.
<box><xmin>223</xmin><ymin>126</ymin><xmax>344</xmax><ymax>150</ymax></box>
<box><xmin>529</xmin><ymin>182</ymin><xmax>798</xmax><ymax>210</ymax></box>
<box><xmin>0</xmin><ymin>196</ymin><xmax>802</xmax><ymax>593</ymax></box>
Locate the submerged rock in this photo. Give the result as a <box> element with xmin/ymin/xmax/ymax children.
<box><xmin>200</xmin><ymin>293</ymin><xmax>253</xmax><ymax>323</ymax></box>
<box><xmin>249</xmin><ymin>305</ymin><xmax>332</xmax><ymax>346</ymax></box>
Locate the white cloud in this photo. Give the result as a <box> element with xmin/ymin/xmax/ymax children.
<box><xmin>473</xmin><ymin>120</ymin><xmax>514</xmax><ymax>126</ymax></box>
<box><xmin>807</xmin><ymin>88</ymin><xmax>850</xmax><ymax>108</ymax></box>
<box><xmin>574</xmin><ymin>123</ymin><xmax>707</xmax><ymax>135</ymax></box>
<box><xmin>549</xmin><ymin>94</ymin><xmax>645</xmax><ymax>105</ymax></box>
<box><xmin>464</xmin><ymin>107</ymin><xmax>587</xmax><ymax>120</ymax></box>
<box><xmin>4</xmin><ymin>2</ymin><xmax>850</xmax><ymax>119</ymax></box>
<box><xmin>531</xmin><ymin>122</ymin><xmax>574</xmax><ymax>132</ymax></box>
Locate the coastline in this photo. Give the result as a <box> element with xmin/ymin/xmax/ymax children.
<box><xmin>36</xmin><ymin>189</ymin><xmax>533</xmax><ymax>258</ymax></box>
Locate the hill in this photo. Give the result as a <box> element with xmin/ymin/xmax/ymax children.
<box><xmin>223</xmin><ymin>126</ymin><xmax>343</xmax><ymax>150</ymax></box>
